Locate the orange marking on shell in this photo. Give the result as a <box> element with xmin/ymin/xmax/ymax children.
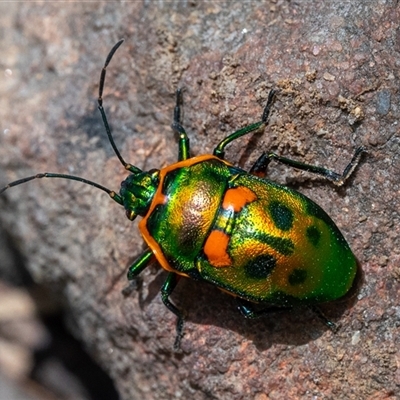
<box><xmin>203</xmin><ymin>230</ymin><xmax>232</xmax><ymax>267</ymax></box>
<box><xmin>222</xmin><ymin>186</ymin><xmax>257</xmax><ymax>212</ymax></box>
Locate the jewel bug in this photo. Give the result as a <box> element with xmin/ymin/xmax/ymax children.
<box><xmin>1</xmin><ymin>40</ymin><xmax>365</xmax><ymax>349</ymax></box>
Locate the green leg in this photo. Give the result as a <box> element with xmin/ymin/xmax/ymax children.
<box><xmin>127</xmin><ymin>248</ymin><xmax>154</xmax><ymax>280</ymax></box>
<box><xmin>161</xmin><ymin>272</ymin><xmax>185</xmax><ymax>349</ymax></box>
<box><xmin>213</xmin><ymin>90</ymin><xmax>276</xmax><ymax>159</ymax></box>
<box><xmin>171</xmin><ymin>88</ymin><xmax>190</xmax><ymax>161</ymax></box>
<box><xmin>249</xmin><ymin>146</ymin><xmax>366</xmax><ymax>186</ymax></box>
<box><xmin>122</xmin><ymin>249</ymin><xmax>153</xmax><ymax>296</ymax></box>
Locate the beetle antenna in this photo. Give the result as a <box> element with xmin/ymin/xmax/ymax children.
<box><xmin>1</xmin><ymin>41</ymin><xmax>145</xmax><ymax>202</ymax></box>
<box><xmin>97</xmin><ymin>39</ymin><xmax>142</xmax><ymax>175</ymax></box>
<box><xmin>0</xmin><ymin>173</ymin><xmax>123</xmax><ymax>205</ymax></box>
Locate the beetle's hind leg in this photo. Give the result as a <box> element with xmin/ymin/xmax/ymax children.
<box><xmin>237</xmin><ymin>298</ymin><xmax>291</xmax><ymax>318</ymax></box>
<box><xmin>237</xmin><ymin>299</ymin><xmax>338</xmax><ymax>333</ymax></box>
<box><xmin>250</xmin><ymin>146</ymin><xmax>366</xmax><ymax>186</ymax></box>
<box><xmin>308</xmin><ymin>305</ymin><xmax>338</xmax><ymax>332</ymax></box>
<box><xmin>171</xmin><ymin>88</ymin><xmax>190</xmax><ymax>161</ymax></box>
<box><xmin>161</xmin><ymin>272</ymin><xmax>186</xmax><ymax>350</ymax></box>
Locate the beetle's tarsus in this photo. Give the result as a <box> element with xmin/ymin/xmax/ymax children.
<box><xmin>173</xmin><ymin>316</ymin><xmax>185</xmax><ymax>351</ymax></box>
<box><xmin>122</xmin><ymin>278</ymin><xmax>142</xmax><ymax>297</ymax></box>
<box><xmin>261</xmin><ymin>89</ymin><xmax>276</xmax><ymax>123</ymax></box>
<box><xmin>309</xmin><ymin>305</ymin><xmax>339</xmax><ymax>332</ymax></box>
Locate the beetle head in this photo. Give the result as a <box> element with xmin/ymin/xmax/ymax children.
<box><xmin>120</xmin><ymin>169</ymin><xmax>159</xmax><ymax>220</ymax></box>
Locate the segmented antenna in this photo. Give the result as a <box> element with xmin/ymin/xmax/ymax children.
<box><xmin>97</xmin><ymin>39</ymin><xmax>141</xmax><ymax>175</ymax></box>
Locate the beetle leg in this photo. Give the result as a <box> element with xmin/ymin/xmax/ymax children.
<box><xmin>126</xmin><ymin>252</ymin><xmax>185</xmax><ymax>348</ymax></box>
<box><xmin>238</xmin><ymin>299</ymin><xmax>338</xmax><ymax>333</ymax></box>
<box><xmin>161</xmin><ymin>272</ymin><xmax>185</xmax><ymax>349</ymax></box>
<box><xmin>213</xmin><ymin>90</ymin><xmax>276</xmax><ymax>159</ymax></box>
<box><xmin>236</xmin><ymin>298</ymin><xmax>290</xmax><ymax>318</ymax></box>
<box><xmin>171</xmin><ymin>88</ymin><xmax>190</xmax><ymax>161</ymax></box>
<box><xmin>255</xmin><ymin>146</ymin><xmax>366</xmax><ymax>186</ymax></box>
<box><xmin>122</xmin><ymin>249</ymin><xmax>153</xmax><ymax>296</ymax></box>
<box><xmin>249</xmin><ymin>152</ymin><xmax>272</xmax><ymax>178</ymax></box>
<box><xmin>308</xmin><ymin>305</ymin><xmax>338</xmax><ymax>332</ymax></box>
<box><xmin>127</xmin><ymin>248</ymin><xmax>154</xmax><ymax>280</ymax></box>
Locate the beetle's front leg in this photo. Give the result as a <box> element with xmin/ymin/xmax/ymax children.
<box><xmin>127</xmin><ymin>248</ymin><xmax>154</xmax><ymax>280</ymax></box>
<box><xmin>161</xmin><ymin>272</ymin><xmax>185</xmax><ymax>350</ymax></box>
<box><xmin>122</xmin><ymin>249</ymin><xmax>154</xmax><ymax>296</ymax></box>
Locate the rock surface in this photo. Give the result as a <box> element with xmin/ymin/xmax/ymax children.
<box><xmin>0</xmin><ymin>2</ymin><xmax>399</xmax><ymax>399</ymax></box>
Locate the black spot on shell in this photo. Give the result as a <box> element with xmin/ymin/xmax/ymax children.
<box><xmin>269</xmin><ymin>201</ymin><xmax>294</xmax><ymax>231</ymax></box>
<box><xmin>288</xmin><ymin>269</ymin><xmax>308</xmax><ymax>286</ymax></box>
<box><xmin>306</xmin><ymin>225</ymin><xmax>321</xmax><ymax>247</ymax></box>
<box><xmin>244</xmin><ymin>254</ymin><xmax>276</xmax><ymax>279</ymax></box>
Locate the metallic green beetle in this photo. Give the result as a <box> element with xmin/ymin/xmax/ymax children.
<box><xmin>1</xmin><ymin>40</ymin><xmax>365</xmax><ymax>348</ymax></box>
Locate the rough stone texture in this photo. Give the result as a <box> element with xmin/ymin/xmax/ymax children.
<box><xmin>0</xmin><ymin>1</ymin><xmax>399</xmax><ymax>399</ymax></box>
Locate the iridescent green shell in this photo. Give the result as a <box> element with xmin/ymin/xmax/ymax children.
<box><xmin>139</xmin><ymin>155</ymin><xmax>357</xmax><ymax>305</ymax></box>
